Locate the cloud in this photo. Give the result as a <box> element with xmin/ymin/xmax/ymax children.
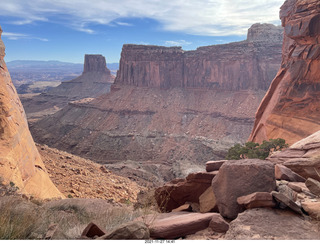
<box><xmin>2</xmin><ymin>32</ymin><xmax>48</xmax><ymax>41</ymax></box>
<box><xmin>164</xmin><ymin>40</ymin><xmax>192</xmax><ymax>46</ymax></box>
<box><xmin>0</xmin><ymin>0</ymin><xmax>284</xmax><ymax>36</ymax></box>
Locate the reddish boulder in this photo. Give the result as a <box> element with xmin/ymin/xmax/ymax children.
<box><xmin>305</xmin><ymin>178</ymin><xmax>320</xmax><ymax>197</ymax></box>
<box><xmin>275</xmin><ymin>164</ymin><xmax>305</xmax><ymax>182</ymax></box>
<box><xmin>209</xmin><ymin>214</ymin><xmax>229</xmax><ymax>233</ymax></box>
<box><xmin>211</xmin><ymin>159</ymin><xmax>276</xmax><ymax>219</ymax></box>
<box><xmin>237</xmin><ymin>192</ymin><xmax>276</xmax><ymax>209</ymax></box>
<box><xmin>199</xmin><ymin>187</ymin><xmax>217</xmax><ymax>213</ymax></box>
<box><xmin>205</xmin><ymin>160</ymin><xmax>226</xmax><ymax>172</ymax></box>
<box><xmin>155</xmin><ymin>172</ymin><xmax>216</xmax><ymax>212</ymax></box>
<box><xmin>148</xmin><ymin>212</ymin><xmax>216</xmax><ymax>239</ymax></box>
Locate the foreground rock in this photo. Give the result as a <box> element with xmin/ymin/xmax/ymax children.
<box><xmin>212</xmin><ymin>159</ymin><xmax>276</xmax><ymax>219</ymax></box>
<box><xmin>154</xmin><ymin>172</ymin><xmax>216</xmax><ymax>212</ymax></box>
<box><xmin>305</xmin><ymin>178</ymin><xmax>320</xmax><ymax>197</ymax></box>
<box><xmin>0</xmin><ymin>26</ymin><xmax>63</xmax><ymax>199</ymax></box>
<box><xmin>147</xmin><ymin>212</ymin><xmax>217</xmax><ymax>239</ymax></box>
<box><xmin>249</xmin><ymin>0</ymin><xmax>320</xmax><ymax>145</ymax></box>
<box><xmin>237</xmin><ymin>192</ymin><xmax>276</xmax><ymax>209</ymax></box>
<box><xmin>268</xmin><ymin>130</ymin><xmax>320</xmax><ymax>181</ymax></box>
<box><xmin>225</xmin><ymin>208</ymin><xmax>320</xmax><ymax>240</ymax></box>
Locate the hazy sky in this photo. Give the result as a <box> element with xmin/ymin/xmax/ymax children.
<box><xmin>0</xmin><ymin>0</ymin><xmax>284</xmax><ymax>63</ymax></box>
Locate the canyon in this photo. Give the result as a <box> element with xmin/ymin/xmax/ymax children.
<box><xmin>249</xmin><ymin>0</ymin><xmax>320</xmax><ymax>145</ymax></box>
<box><xmin>20</xmin><ymin>54</ymin><xmax>115</xmax><ymax>121</ymax></box>
<box><xmin>30</xmin><ymin>23</ymin><xmax>283</xmax><ymax>185</ymax></box>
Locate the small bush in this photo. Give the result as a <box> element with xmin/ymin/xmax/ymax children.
<box><xmin>226</xmin><ymin>138</ymin><xmax>288</xmax><ymax>160</ymax></box>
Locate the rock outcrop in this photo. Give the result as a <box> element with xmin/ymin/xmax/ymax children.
<box><xmin>21</xmin><ymin>54</ymin><xmax>115</xmax><ymax>121</ymax></box>
<box><xmin>31</xmin><ymin>24</ymin><xmax>282</xmax><ymax>185</ymax></box>
<box><xmin>116</xmin><ymin>23</ymin><xmax>282</xmax><ymax>90</ymax></box>
<box><xmin>249</xmin><ymin>0</ymin><xmax>320</xmax><ymax>145</ymax></box>
<box><xmin>0</xmin><ymin>26</ymin><xmax>63</xmax><ymax>199</ymax></box>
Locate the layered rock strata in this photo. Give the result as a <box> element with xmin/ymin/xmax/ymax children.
<box><xmin>21</xmin><ymin>54</ymin><xmax>115</xmax><ymax>121</ymax></box>
<box><xmin>31</xmin><ymin>24</ymin><xmax>282</xmax><ymax>184</ymax></box>
<box><xmin>116</xmin><ymin>23</ymin><xmax>282</xmax><ymax>90</ymax></box>
<box><xmin>0</xmin><ymin>26</ymin><xmax>63</xmax><ymax>199</ymax></box>
<box><xmin>249</xmin><ymin>0</ymin><xmax>320</xmax><ymax>145</ymax></box>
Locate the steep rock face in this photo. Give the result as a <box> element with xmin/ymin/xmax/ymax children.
<box><xmin>0</xmin><ymin>26</ymin><xmax>64</xmax><ymax>199</ymax></box>
<box><xmin>21</xmin><ymin>54</ymin><xmax>115</xmax><ymax>121</ymax></box>
<box><xmin>115</xmin><ymin>23</ymin><xmax>282</xmax><ymax>90</ymax></box>
<box><xmin>31</xmin><ymin>24</ymin><xmax>282</xmax><ymax>184</ymax></box>
<box><xmin>249</xmin><ymin>0</ymin><xmax>320</xmax><ymax>145</ymax></box>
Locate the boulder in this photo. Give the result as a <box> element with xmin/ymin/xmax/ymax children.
<box><xmin>305</xmin><ymin>178</ymin><xmax>320</xmax><ymax>197</ymax></box>
<box><xmin>271</xmin><ymin>191</ymin><xmax>302</xmax><ymax>215</ymax></box>
<box><xmin>237</xmin><ymin>192</ymin><xmax>276</xmax><ymax>209</ymax></box>
<box><xmin>98</xmin><ymin>221</ymin><xmax>149</xmax><ymax>240</ymax></box>
<box><xmin>275</xmin><ymin>164</ymin><xmax>305</xmax><ymax>182</ymax></box>
<box><xmin>225</xmin><ymin>208</ymin><xmax>320</xmax><ymax>240</ymax></box>
<box><xmin>301</xmin><ymin>201</ymin><xmax>320</xmax><ymax>219</ymax></box>
<box><xmin>199</xmin><ymin>187</ymin><xmax>217</xmax><ymax>213</ymax></box>
<box><xmin>209</xmin><ymin>214</ymin><xmax>229</xmax><ymax>233</ymax></box>
<box><xmin>155</xmin><ymin>172</ymin><xmax>216</xmax><ymax>212</ymax></box>
<box><xmin>148</xmin><ymin>212</ymin><xmax>216</xmax><ymax>239</ymax></box>
<box><xmin>211</xmin><ymin>159</ymin><xmax>276</xmax><ymax>219</ymax></box>
<box><xmin>205</xmin><ymin>160</ymin><xmax>226</xmax><ymax>172</ymax></box>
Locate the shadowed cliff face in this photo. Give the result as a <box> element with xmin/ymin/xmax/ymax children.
<box><xmin>31</xmin><ymin>24</ymin><xmax>282</xmax><ymax>185</ymax></box>
<box><xmin>115</xmin><ymin>23</ymin><xmax>283</xmax><ymax>90</ymax></box>
<box><xmin>249</xmin><ymin>0</ymin><xmax>320</xmax><ymax>145</ymax></box>
<box><xmin>0</xmin><ymin>26</ymin><xmax>64</xmax><ymax>199</ymax></box>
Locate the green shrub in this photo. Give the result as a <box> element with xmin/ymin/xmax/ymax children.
<box><xmin>226</xmin><ymin>138</ymin><xmax>288</xmax><ymax>160</ymax></box>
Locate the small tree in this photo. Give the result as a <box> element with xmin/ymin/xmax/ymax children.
<box><xmin>226</xmin><ymin>138</ymin><xmax>288</xmax><ymax>160</ymax></box>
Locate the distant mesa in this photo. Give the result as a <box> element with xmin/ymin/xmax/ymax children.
<box><xmin>115</xmin><ymin>23</ymin><xmax>283</xmax><ymax>90</ymax></box>
<box><xmin>20</xmin><ymin>54</ymin><xmax>115</xmax><ymax>121</ymax></box>
<box><xmin>0</xmin><ymin>25</ymin><xmax>64</xmax><ymax>199</ymax></box>
<box><xmin>249</xmin><ymin>0</ymin><xmax>320</xmax><ymax>145</ymax></box>
<box><xmin>30</xmin><ymin>23</ymin><xmax>283</xmax><ymax>185</ymax></box>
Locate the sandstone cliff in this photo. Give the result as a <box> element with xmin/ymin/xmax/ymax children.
<box><xmin>115</xmin><ymin>23</ymin><xmax>282</xmax><ymax>90</ymax></box>
<box><xmin>0</xmin><ymin>26</ymin><xmax>64</xmax><ymax>199</ymax></box>
<box><xmin>249</xmin><ymin>0</ymin><xmax>320</xmax><ymax>145</ymax></box>
<box><xmin>21</xmin><ymin>54</ymin><xmax>115</xmax><ymax>121</ymax></box>
<box><xmin>31</xmin><ymin>24</ymin><xmax>282</xmax><ymax>185</ymax></box>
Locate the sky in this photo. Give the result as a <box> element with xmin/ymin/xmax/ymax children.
<box><xmin>0</xmin><ymin>0</ymin><xmax>284</xmax><ymax>64</ymax></box>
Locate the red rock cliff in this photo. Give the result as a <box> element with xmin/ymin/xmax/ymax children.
<box><xmin>0</xmin><ymin>26</ymin><xmax>64</xmax><ymax>199</ymax></box>
<box><xmin>115</xmin><ymin>23</ymin><xmax>283</xmax><ymax>91</ymax></box>
<box><xmin>249</xmin><ymin>0</ymin><xmax>320</xmax><ymax>145</ymax></box>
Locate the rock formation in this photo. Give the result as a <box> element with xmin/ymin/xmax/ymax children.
<box><xmin>0</xmin><ymin>26</ymin><xmax>63</xmax><ymax>199</ymax></box>
<box><xmin>31</xmin><ymin>23</ymin><xmax>282</xmax><ymax>184</ymax></box>
<box><xmin>249</xmin><ymin>0</ymin><xmax>320</xmax><ymax>145</ymax></box>
<box><xmin>116</xmin><ymin>23</ymin><xmax>282</xmax><ymax>90</ymax></box>
<box><xmin>21</xmin><ymin>54</ymin><xmax>115</xmax><ymax>121</ymax></box>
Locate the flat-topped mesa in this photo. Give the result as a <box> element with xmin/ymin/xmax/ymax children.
<box><xmin>83</xmin><ymin>54</ymin><xmax>112</xmax><ymax>75</ymax></box>
<box><xmin>0</xmin><ymin>26</ymin><xmax>64</xmax><ymax>199</ymax></box>
<box><xmin>114</xmin><ymin>23</ymin><xmax>283</xmax><ymax>91</ymax></box>
<box><xmin>247</xmin><ymin>23</ymin><xmax>283</xmax><ymax>43</ymax></box>
<box><xmin>249</xmin><ymin>0</ymin><xmax>320</xmax><ymax>145</ymax></box>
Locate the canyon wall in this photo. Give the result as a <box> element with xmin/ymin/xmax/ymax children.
<box><xmin>31</xmin><ymin>24</ymin><xmax>283</xmax><ymax>185</ymax></box>
<box><xmin>249</xmin><ymin>0</ymin><xmax>320</xmax><ymax>145</ymax></box>
<box><xmin>0</xmin><ymin>26</ymin><xmax>64</xmax><ymax>199</ymax></box>
<box><xmin>115</xmin><ymin>23</ymin><xmax>282</xmax><ymax>90</ymax></box>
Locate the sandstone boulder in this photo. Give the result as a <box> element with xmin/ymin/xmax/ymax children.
<box><xmin>237</xmin><ymin>192</ymin><xmax>276</xmax><ymax>209</ymax></box>
<box><xmin>199</xmin><ymin>186</ymin><xmax>217</xmax><ymax>213</ymax></box>
<box><xmin>148</xmin><ymin>212</ymin><xmax>216</xmax><ymax>239</ymax></box>
<box><xmin>155</xmin><ymin>172</ymin><xmax>216</xmax><ymax>212</ymax></box>
<box><xmin>271</xmin><ymin>191</ymin><xmax>302</xmax><ymax>215</ymax></box>
<box><xmin>208</xmin><ymin>214</ymin><xmax>229</xmax><ymax>233</ymax></box>
<box><xmin>301</xmin><ymin>201</ymin><xmax>320</xmax><ymax>219</ymax></box>
<box><xmin>205</xmin><ymin>160</ymin><xmax>226</xmax><ymax>172</ymax></box>
<box><xmin>305</xmin><ymin>178</ymin><xmax>320</xmax><ymax>197</ymax></box>
<box><xmin>98</xmin><ymin>221</ymin><xmax>149</xmax><ymax>240</ymax></box>
<box><xmin>211</xmin><ymin>159</ymin><xmax>276</xmax><ymax>219</ymax></box>
<box><xmin>81</xmin><ymin>222</ymin><xmax>106</xmax><ymax>239</ymax></box>
<box><xmin>275</xmin><ymin>164</ymin><xmax>305</xmax><ymax>182</ymax></box>
<box><xmin>225</xmin><ymin>208</ymin><xmax>320</xmax><ymax>240</ymax></box>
